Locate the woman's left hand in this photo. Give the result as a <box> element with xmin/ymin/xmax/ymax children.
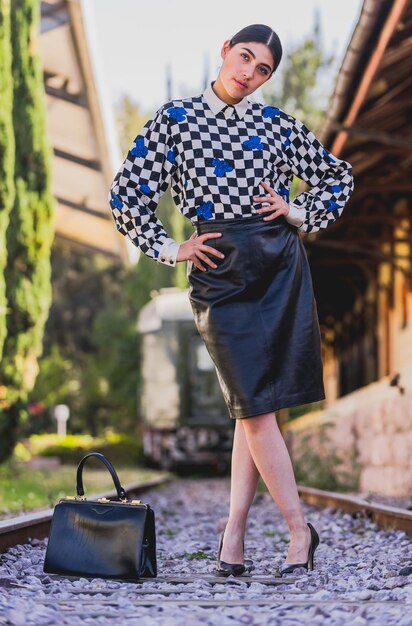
<box><xmin>253</xmin><ymin>181</ymin><xmax>290</xmax><ymax>220</ymax></box>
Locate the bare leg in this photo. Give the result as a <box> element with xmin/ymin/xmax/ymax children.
<box><xmin>242</xmin><ymin>412</ymin><xmax>311</xmax><ymax>563</ymax></box>
<box><xmin>220</xmin><ymin>420</ymin><xmax>260</xmax><ymax>563</ymax></box>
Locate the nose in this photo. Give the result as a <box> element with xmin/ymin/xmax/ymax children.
<box><xmin>242</xmin><ymin>66</ymin><xmax>254</xmax><ymax>81</ymax></box>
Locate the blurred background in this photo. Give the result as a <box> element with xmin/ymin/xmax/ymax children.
<box><xmin>1</xmin><ymin>0</ymin><xmax>412</xmax><ymax>516</ymax></box>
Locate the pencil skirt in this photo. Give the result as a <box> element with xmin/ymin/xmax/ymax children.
<box><xmin>187</xmin><ymin>214</ymin><xmax>325</xmax><ymax>419</ymax></box>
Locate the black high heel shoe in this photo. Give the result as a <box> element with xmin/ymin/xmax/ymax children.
<box><xmin>278</xmin><ymin>522</ymin><xmax>320</xmax><ymax>576</ymax></box>
<box><xmin>215</xmin><ymin>531</ymin><xmax>253</xmax><ymax>577</ymax></box>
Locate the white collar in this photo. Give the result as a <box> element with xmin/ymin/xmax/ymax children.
<box><xmin>202</xmin><ymin>81</ymin><xmax>250</xmax><ymax>119</ymax></box>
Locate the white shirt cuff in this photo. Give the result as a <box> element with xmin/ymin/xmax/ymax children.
<box><xmin>286</xmin><ymin>203</ymin><xmax>304</xmax><ymax>227</ymax></box>
<box><xmin>157</xmin><ymin>238</ymin><xmax>180</xmax><ymax>266</ymax></box>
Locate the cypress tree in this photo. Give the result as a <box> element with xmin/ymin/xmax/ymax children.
<box><xmin>0</xmin><ymin>0</ymin><xmax>54</xmax><ymax>461</ymax></box>
<box><xmin>0</xmin><ymin>0</ymin><xmax>14</xmax><ymax>360</ymax></box>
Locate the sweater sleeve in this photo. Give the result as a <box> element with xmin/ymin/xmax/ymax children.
<box><xmin>108</xmin><ymin>105</ymin><xmax>180</xmax><ymax>265</ymax></box>
<box><xmin>284</xmin><ymin>115</ymin><xmax>354</xmax><ymax>233</ymax></box>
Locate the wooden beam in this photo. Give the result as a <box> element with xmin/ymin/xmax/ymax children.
<box><xmin>40</xmin><ymin>1</ymin><xmax>68</xmax><ymax>33</ymax></box>
<box><xmin>53</xmin><ymin>147</ymin><xmax>101</xmax><ymax>171</ymax></box>
<box><xmin>364</xmin><ymin>72</ymin><xmax>412</xmax><ymax>110</ymax></box>
<box><xmin>309</xmin><ymin>237</ymin><xmax>400</xmax><ymax>251</ymax></box>
<box><xmin>41</xmin><ymin>1</ymin><xmax>66</xmax><ymax>17</ymax></box>
<box><xmin>341</xmin><ymin>182</ymin><xmax>412</xmax><ymax>195</ymax></box>
<box><xmin>319</xmin><ymin>214</ymin><xmax>410</xmax><ymax>231</ymax></box>
<box><xmin>332</xmin><ymin>0</ymin><xmax>410</xmax><ymax>155</ymax></box>
<box><xmin>54</xmin><ymin>233</ymin><xmax>120</xmax><ymax>259</ymax></box>
<box><xmin>306</xmin><ymin>239</ymin><xmax>412</xmax><ymax>275</ymax></box>
<box><xmin>45</xmin><ymin>83</ymin><xmax>87</xmax><ymax>108</ymax></box>
<box><xmin>308</xmin><ymin>257</ymin><xmax>376</xmax><ymax>282</ymax></box>
<box><xmin>330</xmin><ymin>123</ymin><xmax>412</xmax><ymax>150</ymax></box>
<box><xmin>55</xmin><ymin>196</ymin><xmax>111</xmax><ymax>220</ymax></box>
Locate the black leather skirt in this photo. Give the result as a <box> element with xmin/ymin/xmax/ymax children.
<box><xmin>187</xmin><ymin>213</ymin><xmax>325</xmax><ymax>419</ymax></box>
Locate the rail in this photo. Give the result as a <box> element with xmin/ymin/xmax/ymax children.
<box><xmin>0</xmin><ymin>474</ymin><xmax>170</xmax><ymax>553</ymax></box>
<box><xmin>298</xmin><ymin>485</ymin><xmax>412</xmax><ymax>537</ymax></box>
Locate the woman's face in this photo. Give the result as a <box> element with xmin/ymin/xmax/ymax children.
<box><xmin>216</xmin><ymin>40</ymin><xmax>274</xmax><ymax>102</ymax></box>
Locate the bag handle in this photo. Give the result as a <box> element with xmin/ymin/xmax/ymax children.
<box><xmin>76</xmin><ymin>452</ymin><xmax>126</xmax><ymax>500</ymax></box>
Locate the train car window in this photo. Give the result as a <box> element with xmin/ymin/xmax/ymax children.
<box><xmin>183</xmin><ymin>331</ymin><xmax>229</xmax><ymax>423</ymax></box>
<box><xmin>196</xmin><ymin>343</ymin><xmax>215</xmax><ymax>372</ymax></box>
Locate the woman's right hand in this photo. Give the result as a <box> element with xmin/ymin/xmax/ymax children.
<box><xmin>177</xmin><ymin>232</ymin><xmax>225</xmax><ymax>272</ymax></box>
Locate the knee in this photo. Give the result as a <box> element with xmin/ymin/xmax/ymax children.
<box><xmin>241</xmin><ymin>412</ymin><xmax>276</xmax><ymax>435</ymax></box>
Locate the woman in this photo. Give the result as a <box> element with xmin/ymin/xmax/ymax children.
<box><xmin>109</xmin><ymin>24</ymin><xmax>354</xmax><ymax>577</ymax></box>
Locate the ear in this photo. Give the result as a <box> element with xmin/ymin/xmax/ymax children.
<box><xmin>220</xmin><ymin>39</ymin><xmax>232</xmax><ymax>60</ymax></box>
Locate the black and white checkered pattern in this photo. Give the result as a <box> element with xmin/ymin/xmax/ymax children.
<box><xmin>109</xmin><ymin>95</ymin><xmax>354</xmax><ymax>259</ymax></box>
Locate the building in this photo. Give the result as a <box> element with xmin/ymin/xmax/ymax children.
<box><xmin>285</xmin><ymin>0</ymin><xmax>412</xmax><ymax>496</ymax></box>
<box><xmin>39</xmin><ymin>0</ymin><xmax>131</xmax><ymax>260</ymax></box>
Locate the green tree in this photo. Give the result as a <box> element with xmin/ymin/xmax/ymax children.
<box><xmin>0</xmin><ymin>0</ymin><xmax>55</xmax><ymax>462</ymax></box>
<box><xmin>29</xmin><ymin>246</ymin><xmax>177</xmax><ymax>436</ymax></box>
<box><xmin>116</xmin><ymin>95</ymin><xmax>150</xmax><ymax>156</ymax></box>
<box><xmin>263</xmin><ymin>13</ymin><xmax>334</xmax><ymax>130</ymax></box>
<box><xmin>0</xmin><ymin>0</ymin><xmax>15</xmax><ymax>360</ymax></box>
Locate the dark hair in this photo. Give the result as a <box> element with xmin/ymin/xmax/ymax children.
<box><xmin>229</xmin><ymin>24</ymin><xmax>283</xmax><ymax>74</ymax></box>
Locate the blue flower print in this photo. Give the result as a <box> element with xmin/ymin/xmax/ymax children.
<box><xmin>153</xmin><ymin>249</ymin><xmax>159</xmax><ymax>258</ymax></box>
<box><xmin>166</xmin><ymin>106</ymin><xmax>187</xmax><ymax>122</ymax></box>
<box><xmin>197</xmin><ymin>201</ymin><xmax>214</xmax><ymax>220</ymax></box>
<box><xmin>331</xmin><ymin>184</ymin><xmax>342</xmax><ymax>193</ymax></box>
<box><xmin>262</xmin><ymin>106</ymin><xmax>280</xmax><ymax>119</ymax></box>
<box><xmin>167</xmin><ymin>147</ymin><xmax>177</xmax><ymax>163</ymax></box>
<box><xmin>242</xmin><ymin>135</ymin><xmax>264</xmax><ymax>150</ymax></box>
<box><xmin>111</xmin><ymin>192</ymin><xmax>123</xmax><ymax>210</ymax></box>
<box><xmin>326</xmin><ymin>200</ymin><xmax>340</xmax><ymax>211</ymax></box>
<box><xmin>183</xmin><ymin>178</ymin><xmax>188</xmax><ymax>189</ymax></box>
<box><xmin>276</xmin><ymin>185</ymin><xmax>290</xmax><ymax>203</ymax></box>
<box><xmin>140</xmin><ymin>183</ymin><xmax>151</xmax><ymax>195</ymax></box>
<box><xmin>116</xmin><ymin>222</ymin><xmax>121</xmax><ymax>231</ymax></box>
<box><xmin>131</xmin><ymin>136</ymin><xmax>148</xmax><ymax>158</ymax></box>
<box><xmin>323</xmin><ymin>148</ymin><xmax>336</xmax><ymax>163</ymax></box>
<box><xmin>283</xmin><ymin>128</ymin><xmax>292</xmax><ymax>147</ymax></box>
<box><xmin>212</xmin><ymin>158</ymin><xmax>233</xmax><ymax>177</ymax></box>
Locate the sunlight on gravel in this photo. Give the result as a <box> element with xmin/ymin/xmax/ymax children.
<box><xmin>0</xmin><ymin>478</ymin><xmax>411</xmax><ymax>625</ymax></box>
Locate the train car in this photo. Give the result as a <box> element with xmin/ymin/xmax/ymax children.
<box><xmin>138</xmin><ymin>288</ymin><xmax>234</xmax><ymax>470</ymax></box>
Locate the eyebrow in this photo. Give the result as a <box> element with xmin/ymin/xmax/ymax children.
<box><xmin>241</xmin><ymin>47</ymin><xmax>273</xmax><ymax>72</ymax></box>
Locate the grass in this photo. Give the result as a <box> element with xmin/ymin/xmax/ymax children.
<box><xmin>183</xmin><ymin>551</ymin><xmax>213</xmax><ymax>561</ymax></box>
<box><xmin>0</xmin><ymin>462</ymin><xmax>165</xmax><ymax>520</ymax></box>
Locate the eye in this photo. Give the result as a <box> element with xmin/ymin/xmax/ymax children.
<box><xmin>259</xmin><ymin>67</ymin><xmax>269</xmax><ymax>76</ymax></box>
<box><xmin>240</xmin><ymin>52</ymin><xmax>249</xmax><ymax>60</ymax></box>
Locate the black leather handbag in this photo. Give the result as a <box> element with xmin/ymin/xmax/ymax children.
<box><xmin>43</xmin><ymin>452</ymin><xmax>157</xmax><ymax>580</ymax></box>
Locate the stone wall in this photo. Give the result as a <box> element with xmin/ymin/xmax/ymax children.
<box><xmin>284</xmin><ymin>365</ymin><xmax>412</xmax><ymax>496</ymax></box>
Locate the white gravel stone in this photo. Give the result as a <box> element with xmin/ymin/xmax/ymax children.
<box><xmin>0</xmin><ymin>477</ymin><xmax>411</xmax><ymax>625</ymax></box>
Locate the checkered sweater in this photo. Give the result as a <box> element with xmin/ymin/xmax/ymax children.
<box><xmin>109</xmin><ymin>87</ymin><xmax>354</xmax><ymax>265</ymax></box>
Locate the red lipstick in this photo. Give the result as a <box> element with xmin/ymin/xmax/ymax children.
<box><xmin>234</xmin><ymin>78</ymin><xmax>248</xmax><ymax>89</ymax></box>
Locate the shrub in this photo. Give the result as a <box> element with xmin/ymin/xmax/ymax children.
<box><xmin>22</xmin><ymin>430</ymin><xmax>143</xmax><ymax>466</ymax></box>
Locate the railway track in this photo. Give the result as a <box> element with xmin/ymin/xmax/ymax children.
<box><xmin>1</xmin><ymin>478</ymin><xmax>411</xmax><ymax>626</ymax></box>
<box><xmin>1</xmin><ymin>478</ymin><xmax>410</xmax><ymax>554</ymax></box>
<box><xmin>0</xmin><ymin>474</ymin><xmax>170</xmax><ymax>553</ymax></box>
<box><xmin>298</xmin><ymin>485</ymin><xmax>412</xmax><ymax>537</ymax></box>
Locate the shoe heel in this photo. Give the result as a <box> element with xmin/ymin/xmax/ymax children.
<box><xmin>215</xmin><ymin>530</ymin><xmax>246</xmax><ymax>577</ymax></box>
<box><xmin>307</xmin><ymin>523</ymin><xmax>319</xmax><ymax>571</ymax></box>
<box><xmin>278</xmin><ymin>522</ymin><xmax>320</xmax><ymax>577</ymax></box>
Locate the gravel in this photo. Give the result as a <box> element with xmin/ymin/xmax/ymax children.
<box><xmin>0</xmin><ymin>477</ymin><xmax>411</xmax><ymax>625</ymax></box>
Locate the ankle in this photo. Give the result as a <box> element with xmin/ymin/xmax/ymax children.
<box><xmin>288</xmin><ymin>522</ymin><xmax>309</xmax><ymax>536</ymax></box>
<box><xmin>224</xmin><ymin>518</ymin><xmax>246</xmax><ymax>538</ymax></box>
